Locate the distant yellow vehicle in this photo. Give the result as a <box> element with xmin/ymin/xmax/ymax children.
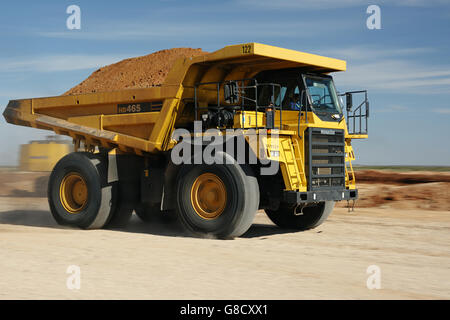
<box><xmin>19</xmin><ymin>136</ymin><xmax>72</xmax><ymax>172</ymax></box>
<box><xmin>3</xmin><ymin>43</ymin><xmax>369</xmax><ymax>237</ymax></box>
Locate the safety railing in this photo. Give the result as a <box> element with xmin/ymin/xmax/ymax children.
<box><xmin>194</xmin><ymin>78</ymin><xmax>282</xmax><ymax>130</ymax></box>
<box><xmin>339</xmin><ymin>90</ymin><xmax>369</xmax><ymax>135</ymax></box>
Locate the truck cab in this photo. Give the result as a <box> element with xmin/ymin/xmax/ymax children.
<box><xmin>187</xmin><ymin>64</ymin><xmax>369</xmax><ymax>218</ymax></box>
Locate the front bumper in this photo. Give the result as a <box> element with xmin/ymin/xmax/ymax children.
<box><xmin>283</xmin><ymin>189</ymin><xmax>358</xmax><ymax>204</ymax></box>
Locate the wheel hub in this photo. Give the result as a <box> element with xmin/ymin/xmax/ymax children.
<box><xmin>60</xmin><ymin>172</ymin><xmax>88</xmax><ymax>214</ymax></box>
<box><xmin>190</xmin><ymin>173</ymin><xmax>227</xmax><ymax>220</ymax></box>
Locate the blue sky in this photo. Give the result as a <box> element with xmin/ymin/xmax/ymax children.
<box><xmin>0</xmin><ymin>0</ymin><xmax>449</xmax><ymax>165</ymax></box>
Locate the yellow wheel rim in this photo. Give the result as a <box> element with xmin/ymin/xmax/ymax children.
<box><xmin>190</xmin><ymin>173</ymin><xmax>227</xmax><ymax>220</ymax></box>
<box><xmin>59</xmin><ymin>172</ymin><xmax>88</xmax><ymax>214</ymax></box>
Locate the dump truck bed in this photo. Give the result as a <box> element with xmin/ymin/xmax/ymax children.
<box><xmin>3</xmin><ymin>43</ymin><xmax>346</xmax><ymax>154</ymax></box>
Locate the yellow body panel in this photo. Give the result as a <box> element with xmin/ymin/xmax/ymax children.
<box><xmin>3</xmin><ymin>43</ymin><xmax>347</xmax><ymax>153</ymax></box>
<box><xmin>3</xmin><ymin>43</ymin><xmax>364</xmax><ymax>192</ymax></box>
<box><xmin>233</xmin><ymin>111</ymin><xmax>266</xmax><ymax>128</ymax></box>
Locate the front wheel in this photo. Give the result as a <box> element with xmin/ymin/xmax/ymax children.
<box><xmin>265</xmin><ymin>201</ymin><xmax>335</xmax><ymax>230</ymax></box>
<box><xmin>175</xmin><ymin>161</ymin><xmax>259</xmax><ymax>239</ymax></box>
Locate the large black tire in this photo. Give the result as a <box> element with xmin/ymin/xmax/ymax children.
<box><xmin>175</xmin><ymin>158</ymin><xmax>259</xmax><ymax>239</ymax></box>
<box><xmin>265</xmin><ymin>201</ymin><xmax>335</xmax><ymax>230</ymax></box>
<box><xmin>48</xmin><ymin>152</ymin><xmax>114</xmax><ymax>229</ymax></box>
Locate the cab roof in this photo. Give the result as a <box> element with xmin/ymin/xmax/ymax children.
<box><xmin>192</xmin><ymin>42</ymin><xmax>346</xmax><ymax>73</ymax></box>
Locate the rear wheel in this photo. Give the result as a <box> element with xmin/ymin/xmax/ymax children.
<box><xmin>265</xmin><ymin>201</ymin><xmax>335</xmax><ymax>230</ymax></box>
<box><xmin>176</xmin><ymin>161</ymin><xmax>259</xmax><ymax>239</ymax></box>
<box><xmin>48</xmin><ymin>152</ymin><xmax>114</xmax><ymax>229</ymax></box>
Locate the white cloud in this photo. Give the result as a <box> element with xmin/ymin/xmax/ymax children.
<box><xmin>0</xmin><ymin>90</ymin><xmax>51</xmax><ymax>100</ymax></box>
<box><xmin>0</xmin><ymin>54</ymin><xmax>135</xmax><ymax>73</ymax></box>
<box><xmin>236</xmin><ymin>0</ymin><xmax>450</xmax><ymax>10</ymax></box>
<box><xmin>37</xmin><ymin>18</ymin><xmax>354</xmax><ymax>41</ymax></box>
<box><xmin>322</xmin><ymin>47</ymin><xmax>435</xmax><ymax>61</ymax></box>
<box><xmin>393</xmin><ymin>0</ymin><xmax>450</xmax><ymax>6</ymax></box>
<box><xmin>432</xmin><ymin>108</ymin><xmax>450</xmax><ymax>114</ymax></box>
<box><xmin>377</xmin><ymin>105</ymin><xmax>410</xmax><ymax>113</ymax></box>
<box><xmin>335</xmin><ymin>60</ymin><xmax>450</xmax><ymax>93</ymax></box>
<box><xmin>327</xmin><ymin>46</ymin><xmax>450</xmax><ymax>94</ymax></box>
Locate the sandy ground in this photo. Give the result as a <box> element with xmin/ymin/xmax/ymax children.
<box><xmin>0</xmin><ymin>195</ymin><xmax>449</xmax><ymax>300</ymax></box>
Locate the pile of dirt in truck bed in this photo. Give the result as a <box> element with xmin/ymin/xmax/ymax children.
<box><xmin>64</xmin><ymin>48</ymin><xmax>208</xmax><ymax>95</ymax></box>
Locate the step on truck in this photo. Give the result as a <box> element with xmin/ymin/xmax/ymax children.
<box><xmin>3</xmin><ymin>43</ymin><xmax>369</xmax><ymax>238</ymax></box>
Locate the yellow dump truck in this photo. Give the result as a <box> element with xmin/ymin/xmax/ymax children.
<box><xmin>3</xmin><ymin>43</ymin><xmax>369</xmax><ymax>238</ymax></box>
<box><xmin>19</xmin><ymin>136</ymin><xmax>72</xmax><ymax>171</ymax></box>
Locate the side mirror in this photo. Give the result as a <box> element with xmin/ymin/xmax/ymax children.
<box><xmin>224</xmin><ymin>81</ymin><xmax>239</xmax><ymax>104</ymax></box>
<box><xmin>366</xmin><ymin>100</ymin><xmax>370</xmax><ymax>117</ymax></box>
<box><xmin>346</xmin><ymin>93</ymin><xmax>353</xmax><ymax>112</ymax></box>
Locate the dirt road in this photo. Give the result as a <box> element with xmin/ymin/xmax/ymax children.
<box><xmin>0</xmin><ymin>196</ymin><xmax>448</xmax><ymax>300</ymax></box>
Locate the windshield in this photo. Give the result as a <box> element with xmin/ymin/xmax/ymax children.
<box><xmin>305</xmin><ymin>76</ymin><xmax>342</xmax><ymax>114</ymax></box>
<box><xmin>255</xmin><ymin>79</ymin><xmax>306</xmax><ymax>111</ymax></box>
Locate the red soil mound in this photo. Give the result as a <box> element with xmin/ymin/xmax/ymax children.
<box><xmin>334</xmin><ymin>170</ymin><xmax>450</xmax><ymax>211</ymax></box>
<box><xmin>350</xmin><ymin>182</ymin><xmax>450</xmax><ymax>211</ymax></box>
<box><xmin>354</xmin><ymin>170</ymin><xmax>450</xmax><ymax>185</ymax></box>
<box><xmin>64</xmin><ymin>48</ymin><xmax>208</xmax><ymax>95</ymax></box>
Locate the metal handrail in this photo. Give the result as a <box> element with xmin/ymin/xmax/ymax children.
<box><xmin>339</xmin><ymin>90</ymin><xmax>369</xmax><ymax>135</ymax></box>
<box><xmin>194</xmin><ymin>78</ymin><xmax>282</xmax><ymax>130</ymax></box>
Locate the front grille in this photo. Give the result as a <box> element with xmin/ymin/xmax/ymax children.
<box><xmin>305</xmin><ymin>128</ymin><xmax>345</xmax><ymax>190</ymax></box>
